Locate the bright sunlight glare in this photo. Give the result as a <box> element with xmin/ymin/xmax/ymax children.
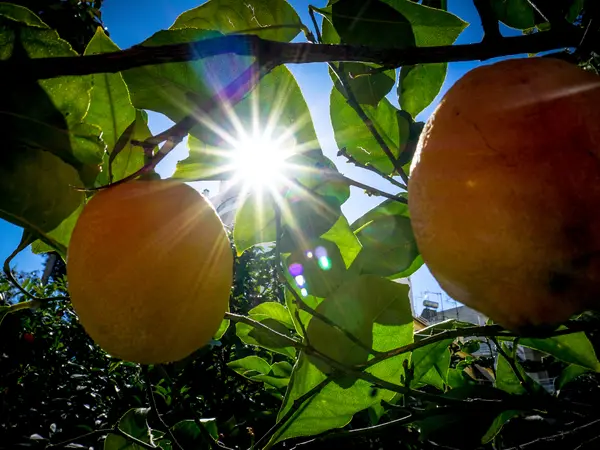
<box><xmin>229</xmin><ymin>133</ymin><xmax>293</xmax><ymax>191</ymax></box>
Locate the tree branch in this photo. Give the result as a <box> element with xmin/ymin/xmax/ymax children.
<box><xmin>337</xmin><ymin>147</ymin><xmax>407</xmax><ymax>190</ymax></box>
<box><xmin>474</xmin><ymin>0</ymin><xmax>502</xmax><ymax>42</ymax></box>
<box><xmin>2</xmin><ymin>30</ymin><xmax>582</xmax><ymax>80</ymax></box>
<box><xmin>143</xmin><ymin>367</ymin><xmax>184</xmax><ymax>450</ymax></box>
<box><xmin>254</xmin><ymin>376</ymin><xmax>333</xmax><ymax>449</ymax></box>
<box><xmin>358</xmin><ymin>321</ymin><xmax>593</xmax><ymax>370</ymax></box>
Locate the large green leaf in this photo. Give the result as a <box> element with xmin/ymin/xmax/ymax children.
<box><xmin>233</xmin><ymin>192</ymin><xmax>277</xmax><ymax>254</ymax></box>
<box><xmin>122</xmin><ymin>28</ymin><xmax>251</xmax><ymax>123</ymax></box>
<box><xmin>171</xmin><ymin>0</ymin><xmax>302</xmax><ymax>42</ymax></box>
<box><xmin>270</xmin><ymin>276</ymin><xmax>413</xmax><ymax>444</ymax></box>
<box><xmin>1</xmin><ymin>11</ymin><xmax>104</xmax><ymax>183</ymax></box>
<box><xmin>228</xmin><ymin>356</ymin><xmax>293</xmax><ymax>390</ymax></box>
<box><xmin>481</xmin><ymin>410</ymin><xmax>521</xmax><ymax>444</ymax></box>
<box><xmin>0</xmin><ymin>147</ymin><xmax>84</xmax><ymax>255</ymax></box>
<box><xmin>332</xmin><ymin>63</ymin><xmax>396</xmax><ymax>107</ymax></box>
<box><xmin>171</xmin><ymin>419</ymin><xmax>218</xmax><ymax>449</ymax></box>
<box><xmin>350</xmin><ymin>199</ymin><xmax>421</xmax><ymax>278</ymax></box>
<box><xmin>84</xmin><ymin>28</ymin><xmax>135</xmax><ymax>154</ymax></box>
<box><xmin>0</xmin><ymin>3</ymin><xmax>48</xmax><ymax>27</ymax></box>
<box><xmin>174</xmin><ymin>65</ymin><xmax>321</xmax><ymax>180</ymax></box>
<box><xmin>555</xmin><ymin>364</ymin><xmax>590</xmax><ymax>390</ymax></box>
<box><xmin>520</xmin><ymin>331</ymin><xmax>600</xmax><ymax>371</ymax></box>
<box><xmin>382</xmin><ymin>0</ymin><xmax>467</xmax><ymax>46</ymax></box>
<box><xmin>398</xmin><ymin>63</ymin><xmax>447</xmax><ymax>118</ymax></box>
<box><xmin>235</xmin><ymin>303</ymin><xmax>296</xmax><ymax>358</ymax></box>
<box><xmin>286</xmin><ymin>239</ymin><xmax>348</xmax><ymax>298</ymax></box>
<box><xmin>330</xmin><ymin>88</ymin><xmax>403</xmax><ymax>175</ymax></box>
<box><xmin>104</xmin><ymin>408</ymin><xmax>153</xmax><ymax>450</ymax></box>
<box><xmin>328</xmin><ymin>0</ymin><xmax>416</xmax><ymax>48</ymax></box>
<box><xmin>411</xmin><ymin>339</ymin><xmax>452</xmax><ymax>385</ymax></box>
<box><xmin>96</xmin><ymin>110</ymin><xmax>151</xmax><ymax>185</ymax></box>
<box><xmin>320</xmin><ymin>215</ymin><xmax>361</xmax><ymax>268</ymax></box>
<box><xmin>495</xmin><ymin>344</ymin><xmax>542</xmax><ymax>395</ymax></box>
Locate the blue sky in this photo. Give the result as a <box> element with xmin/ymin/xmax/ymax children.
<box><xmin>0</xmin><ymin>0</ymin><xmax>521</xmax><ymax>313</ymax></box>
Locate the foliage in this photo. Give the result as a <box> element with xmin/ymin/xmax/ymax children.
<box><xmin>1</xmin><ymin>0</ymin><xmax>600</xmax><ymax>449</ymax></box>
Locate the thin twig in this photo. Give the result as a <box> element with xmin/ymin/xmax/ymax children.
<box><xmin>334</xmin><ymin>61</ymin><xmax>409</xmax><ymax>183</ymax></box>
<box><xmin>254</xmin><ymin>376</ymin><xmax>333</xmax><ymax>449</ymax></box>
<box><xmin>359</xmin><ymin>321</ymin><xmax>592</xmax><ymax>370</ymax></box>
<box><xmin>143</xmin><ymin>367</ymin><xmax>184</xmax><ymax>450</ymax></box>
<box><xmin>1</xmin><ymin>30</ymin><xmax>583</xmax><ymax>80</ymax></box>
<box><xmin>85</xmin><ymin>61</ymin><xmax>272</xmax><ymax>191</ymax></box>
<box><xmin>335</xmin><ymin>173</ymin><xmax>406</xmax><ymax>203</ymax></box>
<box><xmin>115</xmin><ymin>426</ymin><xmax>158</xmax><ymax>450</ymax></box>
<box><xmin>225</xmin><ymin>312</ymin><xmax>302</xmax><ymax>347</ymax></box>
<box><xmin>46</xmin><ymin>428</ymin><xmax>114</xmax><ymax>449</ymax></box>
<box><xmin>491</xmin><ymin>337</ymin><xmax>534</xmax><ymax>395</ymax></box>
<box><xmin>338</xmin><ymin>147</ymin><xmax>407</xmax><ymax>189</ymax></box>
<box><xmin>504</xmin><ymin>419</ymin><xmax>600</xmax><ymax>450</ymax></box>
<box><xmin>3</xmin><ymin>232</ymin><xmax>69</xmax><ymax>303</ymax></box>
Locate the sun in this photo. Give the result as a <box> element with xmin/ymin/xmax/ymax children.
<box><xmin>229</xmin><ymin>131</ymin><xmax>295</xmax><ymax>191</ymax></box>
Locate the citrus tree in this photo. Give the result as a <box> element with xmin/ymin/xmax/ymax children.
<box><xmin>2</xmin><ymin>0</ymin><xmax>600</xmax><ymax>449</ymax></box>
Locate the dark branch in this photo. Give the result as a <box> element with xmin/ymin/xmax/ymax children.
<box><xmin>2</xmin><ymin>30</ymin><xmax>583</xmax><ymax>80</ymax></box>
<box><xmin>474</xmin><ymin>0</ymin><xmax>502</xmax><ymax>42</ymax></box>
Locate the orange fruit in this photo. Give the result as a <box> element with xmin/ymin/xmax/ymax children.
<box><xmin>67</xmin><ymin>180</ymin><xmax>232</xmax><ymax>363</ymax></box>
<box><xmin>408</xmin><ymin>58</ymin><xmax>600</xmax><ymax>331</ymax></box>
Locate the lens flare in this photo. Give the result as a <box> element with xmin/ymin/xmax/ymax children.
<box><xmin>300</xmin><ymin>288</ymin><xmax>308</xmax><ymax>297</ymax></box>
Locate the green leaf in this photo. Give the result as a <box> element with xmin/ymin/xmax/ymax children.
<box><xmin>96</xmin><ymin>110</ymin><xmax>152</xmax><ymax>185</ymax></box>
<box><xmin>555</xmin><ymin>364</ymin><xmax>590</xmax><ymax>390</ymax></box>
<box><xmin>520</xmin><ymin>331</ymin><xmax>600</xmax><ymax>371</ymax></box>
<box><xmin>214</xmin><ymin>317</ymin><xmax>229</xmax><ymax>340</ymax></box>
<box><xmin>330</xmin><ymin>88</ymin><xmax>402</xmax><ymax>175</ymax></box>
<box><xmin>411</xmin><ymin>339</ymin><xmax>452</xmax><ymax>385</ymax></box>
<box><xmin>285</xmin><ymin>281</ymin><xmax>324</xmax><ymax>336</ymax></box>
<box><xmin>30</xmin><ymin>204</ymin><xmax>84</xmax><ymax>258</ymax></box>
<box><xmin>233</xmin><ymin>193</ymin><xmax>277</xmax><ymax>254</ymax></box>
<box><xmin>320</xmin><ymin>215</ymin><xmax>361</xmax><ymax>268</ymax></box>
<box><xmin>328</xmin><ymin>0</ymin><xmax>416</xmax><ymax>48</ymax></box>
<box><xmin>399</xmin><ymin>63</ymin><xmax>447</xmax><ymax>118</ymax></box>
<box><xmin>333</xmin><ymin>63</ymin><xmax>396</xmax><ymax>106</ymax></box>
<box><xmin>249</xmin><ymin>302</ymin><xmax>295</xmax><ymax>330</ymax></box>
<box><xmin>286</xmin><ymin>239</ymin><xmax>348</xmax><ymax>298</ymax></box>
<box><xmin>481</xmin><ymin>410</ymin><xmax>521</xmax><ymax>444</ymax></box>
<box><xmin>104</xmin><ymin>408</ymin><xmax>153</xmax><ymax>450</ymax></box>
<box><xmin>235</xmin><ymin>307</ymin><xmax>296</xmax><ymax>358</ymax></box>
<box><xmin>0</xmin><ymin>18</ymin><xmax>103</xmax><ymax>182</ymax></box>
<box><xmin>84</xmin><ymin>28</ymin><xmax>136</xmax><ymax>157</ymax></box>
<box><xmin>270</xmin><ymin>278</ymin><xmax>414</xmax><ymax>445</ymax></box>
<box><xmin>0</xmin><ymin>3</ymin><xmax>48</xmax><ymax>28</ymax></box>
<box><xmin>228</xmin><ymin>356</ymin><xmax>272</xmax><ymax>377</ymax></box>
<box><xmin>122</xmin><ymin>28</ymin><xmax>251</xmax><ymax>123</ymax></box>
<box><xmin>171</xmin><ymin>419</ymin><xmax>218</xmax><ymax>448</ymax></box>
<box><xmin>0</xmin><ymin>147</ymin><xmax>84</xmax><ymax>254</ymax></box>
<box><xmin>566</xmin><ymin>0</ymin><xmax>584</xmax><ymax>22</ymax></box>
<box><xmin>306</xmin><ymin>274</ymin><xmax>412</xmax><ymax>373</ymax></box>
<box><xmin>417</xmin><ymin>386</ymin><xmax>511</xmax><ymax>448</ymax></box>
<box><xmin>175</xmin><ymin>65</ymin><xmax>321</xmax><ymax>180</ymax></box>
<box><xmin>350</xmin><ymin>199</ymin><xmax>421</xmax><ymax>278</ymax></box>
<box><xmin>491</xmin><ymin>0</ymin><xmax>538</xmax><ymax>29</ymax></box>
<box><xmin>171</xmin><ymin>0</ymin><xmax>302</xmax><ymax>42</ymax></box>
<box><xmin>381</xmin><ymin>0</ymin><xmax>467</xmax><ymax>46</ymax></box>
<box><xmin>495</xmin><ymin>344</ymin><xmax>538</xmax><ymax>395</ymax></box>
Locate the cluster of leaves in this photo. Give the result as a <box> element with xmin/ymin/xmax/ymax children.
<box><xmin>1</xmin><ymin>0</ymin><xmax>600</xmax><ymax>449</ymax></box>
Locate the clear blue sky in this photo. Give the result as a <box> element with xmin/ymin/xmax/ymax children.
<box><xmin>0</xmin><ymin>0</ymin><xmax>521</xmax><ymax>313</ymax></box>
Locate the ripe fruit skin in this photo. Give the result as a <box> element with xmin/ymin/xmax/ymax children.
<box><xmin>67</xmin><ymin>180</ymin><xmax>232</xmax><ymax>364</ymax></box>
<box><xmin>409</xmin><ymin>58</ymin><xmax>600</xmax><ymax>331</ymax></box>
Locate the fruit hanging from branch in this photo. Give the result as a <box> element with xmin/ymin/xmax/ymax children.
<box><xmin>66</xmin><ymin>180</ymin><xmax>233</xmax><ymax>364</ymax></box>
<box><xmin>409</xmin><ymin>57</ymin><xmax>600</xmax><ymax>331</ymax></box>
